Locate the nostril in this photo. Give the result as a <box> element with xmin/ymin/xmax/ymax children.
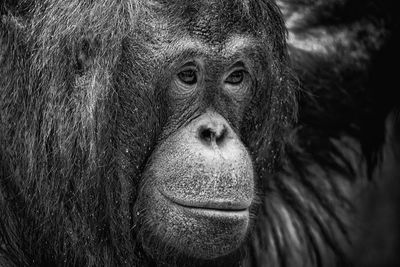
<box><xmin>198</xmin><ymin>125</ymin><xmax>227</xmax><ymax>146</ymax></box>
<box><xmin>199</xmin><ymin>127</ymin><xmax>215</xmax><ymax>143</ymax></box>
<box><xmin>215</xmin><ymin>127</ymin><xmax>227</xmax><ymax>145</ymax></box>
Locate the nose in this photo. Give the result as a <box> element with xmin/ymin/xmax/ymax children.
<box><xmin>196</xmin><ymin>114</ymin><xmax>232</xmax><ymax>147</ymax></box>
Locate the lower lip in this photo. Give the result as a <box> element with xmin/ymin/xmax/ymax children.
<box><xmin>179</xmin><ymin>206</ymin><xmax>249</xmax><ymax>219</ymax></box>
<box><xmin>159</xmin><ymin>190</ymin><xmax>250</xmax><ymax>218</ymax></box>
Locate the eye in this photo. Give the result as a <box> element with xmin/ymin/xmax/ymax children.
<box><xmin>225</xmin><ymin>70</ymin><xmax>245</xmax><ymax>85</ymax></box>
<box><xmin>177</xmin><ymin>69</ymin><xmax>197</xmax><ymax>85</ymax></box>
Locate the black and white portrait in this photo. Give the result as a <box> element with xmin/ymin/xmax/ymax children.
<box><xmin>1</xmin><ymin>1</ymin><xmax>399</xmax><ymax>266</ymax></box>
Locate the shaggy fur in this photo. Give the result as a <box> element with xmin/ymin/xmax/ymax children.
<box><xmin>1</xmin><ymin>0</ymin><xmax>398</xmax><ymax>266</ymax></box>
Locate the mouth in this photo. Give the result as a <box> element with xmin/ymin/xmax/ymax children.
<box><xmin>159</xmin><ymin>189</ymin><xmax>250</xmax><ymax>217</ymax></box>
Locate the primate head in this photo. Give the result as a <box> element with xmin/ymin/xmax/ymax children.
<box><xmin>129</xmin><ymin>0</ymin><xmax>296</xmax><ymax>262</ymax></box>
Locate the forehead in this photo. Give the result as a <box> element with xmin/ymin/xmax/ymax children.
<box><xmin>152</xmin><ymin>0</ymin><xmax>256</xmax><ymax>46</ymax></box>
<box><xmin>186</xmin><ymin>4</ymin><xmax>252</xmax><ymax>45</ymax></box>
<box><xmin>159</xmin><ymin>35</ymin><xmax>258</xmax><ymax>62</ymax></box>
